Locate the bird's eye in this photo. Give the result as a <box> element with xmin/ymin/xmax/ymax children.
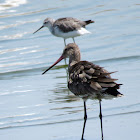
<box><xmin>65</xmin><ymin>48</ymin><xmax>68</xmax><ymax>51</ymax></box>
<box><xmin>44</xmin><ymin>22</ymin><xmax>47</xmax><ymax>24</ymax></box>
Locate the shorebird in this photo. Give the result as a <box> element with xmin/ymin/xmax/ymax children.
<box><xmin>33</xmin><ymin>17</ymin><xmax>94</xmax><ymax>46</ymax></box>
<box><xmin>42</xmin><ymin>43</ymin><xmax>123</xmax><ymax>140</ymax></box>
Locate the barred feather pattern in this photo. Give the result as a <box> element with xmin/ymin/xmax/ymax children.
<box><xmin>68</xmin><ymin>61</ymin><xmax>122</xmax><ymax>99</ymax></box>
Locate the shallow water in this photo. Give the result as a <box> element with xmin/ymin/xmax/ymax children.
<box><xmin>0</xmin><ymin>0</ymin><xmax>140</xmax><ymax>140</ymax></box>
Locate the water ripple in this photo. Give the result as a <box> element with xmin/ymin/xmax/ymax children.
<box><xmin>0</xmin><ymin>0</ymin><xmax>27</xmax><ymax>12</ymax></box>
<box><xmin>0</xmin><ymin>0</ymin><xmax>139</xmax><ymax>139</ymax></box>
<box><xmin>0</xmin><ymin>109</ymin><xmax>139</xmax><ymax>130</ymax></box>
<box><xmin>93</xmin><ymin>55</ymin><xmax>140</xmax><ymax>64</ymax></box>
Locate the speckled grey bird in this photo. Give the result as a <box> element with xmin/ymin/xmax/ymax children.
<box><xmin>33</xmin><ymin>17</ymin><xmax>94</xmax><ymax>46</ymax></box>
<box><xmin>42</xmin><ymin>43</ymin><xmax>123</xmax><ymax>140</ymax></box>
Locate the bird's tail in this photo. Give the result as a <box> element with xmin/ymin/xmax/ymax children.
<box><xmin>85</xmin><ymin>20</ymin><xmax>95</xmax><ymax>25</ymax></box>
<box><xmin>105</xmin><ymin>84</ymin><xmax>123</xmax><ymax>97</ymax></box>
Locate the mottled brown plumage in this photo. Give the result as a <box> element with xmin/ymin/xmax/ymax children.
<box><xmin>68</xmin><ymin>60</ymin><xmax>121</xmax><ymax>99</ymax></box>
<box><xmin>43</xmin><ymin>43</ymin><xmax>122</xmax><ymax>99</ymax></box>
<box><xmin>42</xmin><ymin>43</ymin><xmax>123</xmax><ymax>140</ymax></box>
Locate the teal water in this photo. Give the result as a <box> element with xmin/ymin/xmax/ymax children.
<box><xmin>0</xmin><ymin>0</ymin><xmax>140</xmax><ymax>140</ymax></box>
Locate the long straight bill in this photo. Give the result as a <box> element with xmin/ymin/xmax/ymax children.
<box><xmin>42</xmin><ymin>56</ymin><xmax>64</xmax><ymax>75</ymax></box>
<box><xmin>33</xmin><ymin>26</ymin><xmax>44</xmax><ymax>34</ymax></box>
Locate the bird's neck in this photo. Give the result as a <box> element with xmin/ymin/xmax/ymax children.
<box><xmin>69</xmin><ymin>51</ymin><xmax>81</xmax><ymax>69</ymax></box>
<box><xmin>47</xmin><ymin>20</ymin><xmax>55</xmax><ymax>34</ymax></box>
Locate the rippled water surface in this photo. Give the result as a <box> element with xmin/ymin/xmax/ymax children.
<box><xmin>0</xmin><ymin>0</ymin><xmax>140</xmax><ymax>140</ymax></box>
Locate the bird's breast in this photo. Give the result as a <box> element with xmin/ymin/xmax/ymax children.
<box><xmin>53</xmin><ymin>27</ymin><xmax>85</xmax><ymax>39</ymax></box>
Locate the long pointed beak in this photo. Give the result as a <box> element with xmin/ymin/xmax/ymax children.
<box><xmin>33</xmin><ymin>25</ymin><xmax>44</xmax><ymax>34</ymax></box>
<box><xmin>42</xmin><ymin>55</ymin><xmax>64</xmax><ymax>75</ymax></box>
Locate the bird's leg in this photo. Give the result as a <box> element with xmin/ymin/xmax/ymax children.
<box><xmin>64</xmin><ymin>58</ymin><xmax>67</xmax><ymax>65</ymax></box>
<box><xmin>65</xmin><ymin>66</ymin><xmax>69</xmax><ymax>94</ymax></box>
<box><xmin>72</xmin><ymin>38</ymin><xmax>75</xmax><ymax>43</ymax></box>
<box><xmin>63</xmin><ymin>39</ymin><xmax>69</xmax><ymax>91</ymax></box>
<box><xmin>81</xmin><ymin>100</ymin><xmax>87</xmax><ymax>140</ymax></box>
<box><xmin>99</xmin><ymin>99</ymin><xmax>104</xmax><ymax>140</ymax></box>
<box><xmin>64</xmin><ymin>39</ymin><xmax>66</xmax><ymax>46</ymax></box>
<box><xmin>64</xmin><ymin>38</ymin><xmax>67</xmax><ymax>65</ymax></box>
<box><xmin>63</xmin><ymin>38</ymin><xmax>67</xmax><ymax>65</ymax></box>
<box><xmin>63</xmin><ymin>39</ymin><xmax>68</xmax><ymax>88</ymax></box>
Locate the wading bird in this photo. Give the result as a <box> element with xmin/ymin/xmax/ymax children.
<box><xmin>42</xmin><ymin>43</ymin><xmax>123</xmax><ymax>140</ymax></box>
<box><xmin>33</xmin><ymin>17</ymin><xmax>94</xmax><ymax>46</ymax></box>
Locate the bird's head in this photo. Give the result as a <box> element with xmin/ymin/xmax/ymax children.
<box><xmin>43</xmin><ymin>18</ymin><xmax>54</xmax><ymax>27</ymax></box>
<box><xmin>42</xmin><ymin>43</ymin><xmax>80</xmax><ymax>75</ymax></box>
<box><xmin>62</xmin><ymin>43</ymin><xmax>79</xmax><ymax>58</ymax></box>
<box><xmin>33</xmin><ymin>18</ymin><xmax>55</xmax><ymax>34</ymax></box>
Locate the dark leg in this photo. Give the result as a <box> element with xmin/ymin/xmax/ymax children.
<box><xmin>65</xmin><ymin>65</ymin><xmax>69</xmax><ymax>90</ymax></box>
<box><xmin>64</xmin><ymin>39</ymin><xmax>66</xmax><ymax>46</ymax></box>
<box><xmin>99</xmin><ymin>100</ymin><xmax>104</xmax><ymax>140</ymax></box>
<box><xmin>72</xmin><ymin>38</ymin><xmax>75</xmax><ymax>43</ymax></box>
<box><xmin>81</xmin><ymin>100</ymin><xmax>87</xmax><ymax>140</ymax></box>
<box><xmin>64</xmin><ymin>58</ymin><xmax>67</xmax><ymax>65</ymax></box>
<box><xmin>64</xmin><ymin>39</ymin><xmax>67</xmax><ymax>65</ymax></box>
<box><xmin>63</xmin><ymin>39</ymin><xmax>68</xmax><ymax>90</ymax></box>
<box><xmin>64</xmin><ymin>58</ymin><xmax>68</xmax><ymax>79</ymax></box>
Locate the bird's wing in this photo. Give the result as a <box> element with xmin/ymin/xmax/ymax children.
<box><xmin>53</xmin><ymin>17</ymin><xmax>86</xmax><ymax>32</ymax></box>
<box><xmin>68</xmin><ymin>61</ymin><xmax>118</xmax><ymax>95</ymax></box>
